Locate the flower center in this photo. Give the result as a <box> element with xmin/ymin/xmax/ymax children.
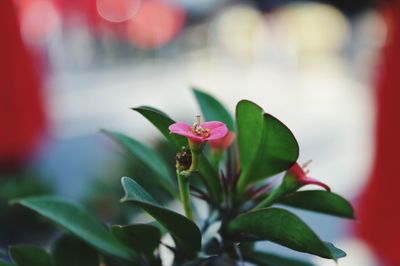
<box><xmin>189</xmin><ymin>115</ymin><xmax>210</xmax><ymax>138</ymax></box>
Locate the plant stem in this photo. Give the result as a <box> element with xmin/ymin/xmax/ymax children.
<box><xmin>188</xmin><ymin>151</ymin><xmax>200</xmax><ymax>172</ymax></box>
<box><xmin>177</xmin><ymin>170</ymin><xmax>193</xmax><ymax>220</ymax></box>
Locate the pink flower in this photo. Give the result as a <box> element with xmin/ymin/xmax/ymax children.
<box><xmin>169</xmin><ymin>119</ymin><xmax>228</xmax><ymax>143</ymax></box>
<box><xmin>209</xmin><ymin>131</ymin><xmax>235</xmax><ymax>149</ymax></box>
<box><xmin>288</xmin><ymin>161</ymin><xmax>331</xmax><ymax>191</ymax></box>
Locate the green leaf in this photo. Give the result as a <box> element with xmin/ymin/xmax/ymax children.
<box><xmin>121</xmin><ymin>177</ymin><xmax>201</xmax><ymax>253</ymax></box>
<box><xmin>242</xmin><ymin>250</ymin><xmax>314</xmax><ymax>266</ymax></box>
<box><xmin>51</xmin><ymin>234</ymin><xmax>99</xmax><ymax>266</ymax></box>
<box><xmin>133</xmin><ymin>106</ymin><xmax>187</xmax><ymax>148</ymax></box>
<box><xmin>10</xmin><ymin>245</ymin><xmax>52</xmax><ymax>266</ymax></box>
<box><xmin>228</xmin><ymin>208</ymin><xmax>346</xmax><ymax>260</ymax></box>
<box><xmin>112</xmin><ymin>224</ymin><xmax>161</xmax><ymax>256</ymax></box>
<box><xmin>0</xmin><ymin>250</ymin><xmax>6</xmax><ymax>258</ymax></box>
<box><xmin>12</xmin><ymin>196</ymin><xmax>136</xmax><ymax>261</ymax></box>
<box><xmin>236</xmin><ymin>100</ymin><xmax>299</xmax><ymax>191</ymax></box>
<box><xmin>103</xmin><ymin>130</ymin><xmax>177</xmax><ymax>198</ymax></box>
<box><xmin>0</xmin><ymin>260</ymin><xmax>14</xmax><ymax>266</ymax></box>
<box><xmin>183</xmin><ymin>255</ymin><xmax>236</xmax><ymax>266</ymax></box>
<box><xmin>192</xmin><ymin>88</ymin><xmax>235</xmax><ymax>131</ymax></box>
<box><xmin>279</xmin><ymin>190</ymin><xmax>355</xmax><ymax>219</ymax></box>
<box><xmin>197</xmin><ymin>155</ymin><xmax>223</xmax><ymax>203</ymax></box>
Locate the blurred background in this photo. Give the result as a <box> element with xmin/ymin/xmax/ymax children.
<box><xmin>0</xmin><ymin>0</ymin><xmax>398</xmax><ymax>265</ymax></box>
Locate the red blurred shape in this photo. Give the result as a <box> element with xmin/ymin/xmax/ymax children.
<box><xmin>97</xmin><ymin>0</ymin><xmax>141</xmax><ymax>23</ymax></box>
<box><xmin>126</xmin><ymin>0</ymin><xmax>186</xmax><ymax>49</ymax></box>
<box><xmin>356</xmin><ymin>3</ymin><xmax>400</xmax><ymax>265</ymax></box>
<box><xmin>0</xmin><ymin>0</ymin><xmax>46</xmax><ymax>168</ymax></box>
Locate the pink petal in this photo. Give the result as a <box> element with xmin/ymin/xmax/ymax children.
<box><xmin>289</xmin><ymin>163</ymin><xmax>306</xmax><ymax>179</ymax></box>
<box><xmin>302</xmin><ymin>177</ymin><xmax>331</xmax><ymax>192</ymax></box>
<box><xmin>169</xmin><ymin>122</ymin><xmax>191</xmax><ymax>133</ymax></box>
<box><xmin>207</xmin><ymin>125</ymin><xmax>228</xmax><ymax>141</ymax></box>
<box><xmin>168</xmin><ymin>122</ymin><xmax>207</xmax><ymax>142</ymax></box>
<box><xmin>209</xmin><ymin>131</ymin><xmax>235</xmax><ymax>149</ymax></box>
<box><xmin>201</xmin><ymin>121</ymin><xmax>226</xmax><ymax>130</ymax></box>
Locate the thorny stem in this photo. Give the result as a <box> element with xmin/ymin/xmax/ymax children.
<box><xmin>177</xmin><ymin>170</ymin><xmax>193</xmax><ymax>220</ymax></box>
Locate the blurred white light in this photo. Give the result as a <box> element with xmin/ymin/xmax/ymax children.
<box><xmin>214</xmin><ymin>4</ymin><xmax>267</xmax><ymax>61</ymax></box>
<box><xmin>313</xmin><ymin>238</ymin><xmax>378</xmax><ymax>266</ymax></box>
<box><xmin>97</xmin><ymin>0</ymin><xmax>141</xmax><ymax>23</ymax></box>
<box><xmin>274</xmin><ymin>3</ymin><xmax>350</xmax><ymax>56</ymax></box>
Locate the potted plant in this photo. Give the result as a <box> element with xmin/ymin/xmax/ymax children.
<box><xmin>2</xmin><ymin>88</ymin><xmax>354</xmax><ymax>266</ymax></box>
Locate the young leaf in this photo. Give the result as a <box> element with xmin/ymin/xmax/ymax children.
<box><xmin>12</xmin><ymin>196</ymin><xmax>136</xmax><ymax>261</ymax></box>
<box><xmin>228</xmin><ymin>208</ymin><xmax>346</xmax><ymax>260</ymax></box>
<box><xmin>192</xmin><ymin>88</ymin><xmax>235</xmax><ymax>131</ymax></box>
<box><xmin>132</xmin><ymin>106</ymin><xmax>187</xmax><ymax>148</ymax></box>
<box><xmin>10</xmin><ymin>245</ymin><xmax>52</xmax><ymax>266</ymax></box>
<box><xmin>111</xmin><ymin>224</ymin><xmax>161</xmax><ymax>256</ymax></box>
<box><xmin>103</xmin><ymin>130</ymin><xmax>178</xmax><ymax>198</ymax></box>
<box><xmin>236</xmin><ymin>100</ymin><xmax>299</xmax><ymax>191</ymax></box>
<box><xmin>51</xmin><ymin>234</ymin><xmax>99</xmax><ymax>266</ymax></box>
<box><xmin>279</xmin><ymin>190</ymin><xmax>355</xmax><ymax>219</ymax></box>
<box><xmin>242</xmin><ymin>250</ymin><xmax>315</xmax><ymax>266</ymax></box>
<box><xmin>121</xmin><ymin>177</ymin><xmax>201</xmax><ymax>253</ymax></box>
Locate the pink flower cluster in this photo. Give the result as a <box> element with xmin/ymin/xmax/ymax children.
<box><xmin>289</xmin><ymin>162</ymin><xmax>330</xmax><ymax>191</ymax></box>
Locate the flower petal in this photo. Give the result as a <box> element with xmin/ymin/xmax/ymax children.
<box><xmin>169</xmin><ymin>122</ymin><xmax>191</xmax><ymax>133</ymax></box>
<box><xmin>209</xmin><ymin>131</ymin><xmax>235</xmax><ymax>149</ymax></box>
<box><xmin>200</xmin><ymin>121</ymin><xmax>226</xmax><ymax>130</ymax></box>
<box><xmin>302</xmin><ymin>177</ymin><xmax>331</xmax><ymax>192</ymax></box>
<box><xmin>207</xmin><ymin>125</ymin><xmax>228</xmax><ymax>141</ymax></box>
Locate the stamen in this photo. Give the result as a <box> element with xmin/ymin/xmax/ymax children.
<box><xmin>302</xmin><ymin>160</ymin><xmax>312</xmax><ymax>169</ymax></box>
<box><xmin>189</xmin><ymin>115</ymin><xmax>210</xmax><ymax>138</ymax></box>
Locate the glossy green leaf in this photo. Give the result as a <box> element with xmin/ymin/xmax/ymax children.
<box><xmin>279</xmin><ymin>190</ymin><xmax>355</xmax><ymax>219</ymax></box>
<box><xmin>112</xmin><ymin>224</ymin><xmax>161</xmax><ymax>256</ymax></box>
<box><xmin>133</xmin><ymin>106</ymin><xmax>187</xmax><ymax>148</ymax></box>
<box><xmin>228</xmin><ymin>208</ymin><xmax>345</xmax><ymax>260</ymax></box>
<box><xmin>192</xmin><ymin>88</ymin><xmax>234</xmax><ymax>131</ymax></box>
<box><xmin>13</xmin><ymin>196</ymin><xmax>135</xmax><ymax>261</ymax></box>
<box><xmin>51</xmin><ymin>234</ymin><xmax>99</xmax><ymax>266</ymax></box>
<box><xmin>103</xmin><ymin>130</ymin><xmax>177</xmax><ymax>198</ymax></box>
<box><xmin>10</xmin><ymin>245</ymin><xmax>52</xmax><ymax>266</ymax></box>
<box><xmin>121</xmin><ymin>177</ymin><xmax>201</xmax><ymax>253</ymax></box>
<box><xmin>242</xmin><ymin>250</ymin><xmax>314</xmax><ymax>266</ymax></box>
<box><xmin>236</xmin><ymin>100</ymin><xmax>299</xmax><ymax>191</ymax></box>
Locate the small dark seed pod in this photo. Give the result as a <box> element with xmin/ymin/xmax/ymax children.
<box><xmin>176</xmin><ymin>147</ymin><xmax>192</xmax><ymax>171</ymax></box>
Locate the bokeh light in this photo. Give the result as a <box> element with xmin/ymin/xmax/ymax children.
<box><xmin>214</xmin><ymin>4</ymin><xmax>266</xmax><ymax>61</ymax></box>
<box><xmin>97</xmin><ymin>0</ymin><xmax>141</xmax><ymax>23</ymax></box>
<box><xmin>274</xmin><ymin>3</ymin><xmax>350</xmax><ymax>56</ymax></box>
<box><xmin>19</xmin><ymin>0</ymin><xmax>61</xmax><ymax>43</ymax></box>
<box><xmin>126</xmin><ymin>0</ymin><xmax>186</xmax><ymax>49</ymax></box>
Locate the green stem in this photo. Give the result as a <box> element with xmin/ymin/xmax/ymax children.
<box><xmin>177</xmin><ymin>170</ymin><xmax>193</xmax><ymax>220</ymax></box>
<box><xmin>188</xmin><ymin>151</ymin><xmax>200</xmax><ymax>172</ymax></box>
